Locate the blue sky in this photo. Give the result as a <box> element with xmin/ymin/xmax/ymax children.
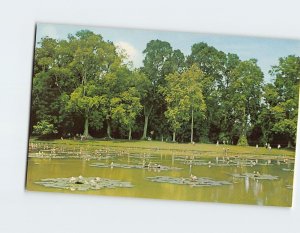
<box><xmin>36</xmin><ymin>23</ymin><xmax>300</xmax><ymax>83</ymax></box>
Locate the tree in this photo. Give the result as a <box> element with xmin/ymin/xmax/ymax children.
<box><xmin>111</xmin><ymin>87</ymin><xmax>143</xmax><ymax>140</ymax></box>
<box><xmin>268</xmin><ymin>55</ymin><xmax>300</xmax><ymax>147</ymax></box>
<box><xmin>229</xmin><ymin>59</ymin><xmax>264</xmax><ymax>145</ymax></box>
<box><xmin>66</xmin><ymin>30</ymin><xmax>122</xmax><ymax>137</ymax></box>
<box><xmin>67</xmin><ymin>84</ymin><xmax>103</xmax><ymax>137</ymax></box>
<box><xmin>187</xmin><ymin>43</ymin><xmax>241</xmax><ymax>142</ymax></box>
<box><xmin>141</xmin><ymin>40</ymin><xmax>185</xmax><ymax>140</ymax></box>
<box><xmin>31</xmin><ymin>38</ymin><xmax>76</xmax><ymax>136</ymax></box>
<box><xmin>162</xmin><ymin>74</ymin><xmax>189</xmax><ymax>142</ymax></box>
<box><xmin>163</xmin><ymin>64</ymin><xmax>206</xmax><ymax>142</ymax></box>
<box><xmin>33</xmin><ymin>120</ymin><xmax>58</xmax><ymax>138</ymax></box>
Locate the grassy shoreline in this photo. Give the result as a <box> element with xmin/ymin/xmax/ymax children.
<box><xmin>29</xmin><ymin>138</ymin><xmax>295</xmax><ymax>159</ymax></box>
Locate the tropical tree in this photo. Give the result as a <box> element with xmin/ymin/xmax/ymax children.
<box><xmin>66</xmin><ymin>30</ymin><xmax>122</xmax><ymax>137</ymax></box>
<box><xmin>141</xmin><ymin>40</ymin><xmax>185</xmax><ymax>140</ymax></box>
<box><xmin>111</xmin><ymin>87</ymin><xmax>143</xmax><ymax>140</ymax></box>
<box><xmin>267</xmin><ymin>55</ymin><xmax>300</xmax><ymax>147</ymax></box>
<box><xmin>229</xmin><ymin>59</ymin><xmax>264</xmax><ymax>145</ymax></box>
<box><xmin>163</xmin><ymin>64</ymin><xmax>206</xmax><ymax>142</ymax></box>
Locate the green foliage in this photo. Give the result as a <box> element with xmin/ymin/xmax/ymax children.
<box><xmin>33</xmin><ymin>120</ymin><xmax>58</xmax><ymax>137</ymax></box>
<box><xmin>163</xmin><ymin>64</ymin><xmax>206</xmax><ymax>141</ymax></box>
<box><xmin>237</xmin><ymin>134</ymin><xmax>248</xmax><ymax>146</ymax></box>
<box><xmin>30</xmin><ymin>30</ymin><xmax>300</xmax><ymax>146</ymax></box>
<box><xmin>259</xmin><ymin>55</ymin><xmax>300</xmax><ymax>147</ymax></box>
<box><xmin>141</xmin><ymin>40</ymin><xmax>186</xmax><ymax>139</ymax></box>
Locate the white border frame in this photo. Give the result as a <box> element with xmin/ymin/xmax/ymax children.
<box><xmin>1</xmin><ymin>0</ymin><xmax>300</xmax><ymax>232</ymax></box>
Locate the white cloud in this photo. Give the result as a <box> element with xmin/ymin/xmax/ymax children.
<box><xmin>115</xmin><ymin>41</ymin><xmax>143</xmax><ymax>68</ymax></box>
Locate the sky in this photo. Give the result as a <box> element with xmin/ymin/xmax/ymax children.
<box><xmin>36</xmin><ymin>23</ymin><xmax>300</xmax><ymax>83</ymax></box>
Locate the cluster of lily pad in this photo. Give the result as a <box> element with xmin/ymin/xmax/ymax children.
<box><xmin>28</xmin><ymin>145</ymin><xmax>159</xmax><ymax>161</ymax></box>
<box><xmin>146</xmin><ymin>176</ymin><xmax>232</xmax><ymax>187</ymax></box>
<box><xmin>282</xmin><ymin>168</ymin><xmax>294</xmax><ymax>172</ymax></box>
<box><xmin>35</xmin><ymin>176</ymin><xmax>133</xmax><ymax>191</ymax></box>
<box><xmin>231</xmin><ymin>172</ymin><xmax>278</xmax><ymax>180</ymax></box>
<box><xmin>90</xmin><ymin>162</ymin><xmax>182</xmax><ymax>171</ymax></box>
<box><xmin>180</xmin><ymin>157</ymin><xmax>295</xmax><ymax>168</ymax></box>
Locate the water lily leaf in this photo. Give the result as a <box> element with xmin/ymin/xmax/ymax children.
<box><xmin>35</xmin><ymin>176</ymin><xmax>133</xmax><ymax>191</ymax></box>
<box><xmin>282</xmin><ymin>168</ymin><xmax>294</xmax><ymax>172</ymax></box>
<box><xmin>90</xmin><ymin>162</ymin><xmax>182</xmax><ymax>171</ymax></box>
<box><xmin>231</xmin><ymin>173</ymin><xmax>278</xmax><ymax>180</ymax></box>
<box><xmin>146</xmin><ymin>176</ymin><xmax>232</xmax><ymax>187</ymax></box>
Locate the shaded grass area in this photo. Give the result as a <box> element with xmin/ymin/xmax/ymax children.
<box><xmin>29</xmin><ymin>137</ymin><xmax>295</xmax><ymax>159</ymax></box>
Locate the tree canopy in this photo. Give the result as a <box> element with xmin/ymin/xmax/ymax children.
<box><xmin>30</xmin><ymin>31</ymin><xmax>300</xmax><ymax>147</ymax></box>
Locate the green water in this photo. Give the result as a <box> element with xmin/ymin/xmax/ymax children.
<box><xmin>26</xmin><ymin>147</ymin><xmax>294</xmax><ymax>207</ymax></box>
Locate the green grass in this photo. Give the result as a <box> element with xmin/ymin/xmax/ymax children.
<box><xmin>29</xmin><ymin>137</ymin><xmax>295</xmax><ymax>159</ymax></box>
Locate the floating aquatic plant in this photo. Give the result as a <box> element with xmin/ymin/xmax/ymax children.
<box><xmin>231</xmin><ymin>173</ymin><xmax>278</xmax><ymax>180</ymax></box>
<box><xmin>90</xmin><ymin>162</ymin><xmax>182</xmax><ymax>171</ymax></box>
<box><xmin>182</xmin><ymin>158</ymin><xmax>278</xmax><ymax>168</ymax></box>
<box><xmin>282</xmin><ymin>168</ymin><xmax>294</xmax><ymax>172</ymax></box>
<box><xmin>35</xmin><ymin>176</ymin><xmax>133</xmax><ymax>191</ymax></box>
<box><xmin>146</xmin><ymin>176</ymin><xmax>231</xmax><ymax>187</ymax></box>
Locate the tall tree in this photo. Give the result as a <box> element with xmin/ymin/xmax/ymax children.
<box><xmin>111</xmin><ymin>86</ymin><xmax>143</xmax><ymax>140</ymax></box>
<box><xmin>268</xmin><ymin>55</ymin><xmax>300</xmax><ymax>147</ymax></box>
<box><xmin>187</xmin><ymin>43</ymin><xmax>240</xmax><ymax>142</ymax></box>
<box><xmin>141</xmin><ymin>40</ymin><xmax>185</xmax><ymax>140</ymax></box>
<box><xmin>163</xmin><ymin>64</ymin><xmax>206</xmax><ymax>142</ymax></box>
<box><xmin>229</xmin><ymin>59</ymin><xmax>264</xmax><ymax>145</ymax></box>
<box><xmin>67</xmin><ymin>30</ymin><xmax>121</xmax><ymax>137</ymax></box>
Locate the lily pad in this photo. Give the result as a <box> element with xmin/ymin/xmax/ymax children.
<box><xmin>282</xmin><ymin>168</ymin><xmax>294</xmax><ymax>172</ymax></box>
<box><xmin>231</xmin><ymin>173</ymin><xmax>278</xmax><ymax>180</ymax></box>
<box><xmin>90</xmin><ymin>162</ymin><xmax>182</xmax><ymax>171</ymax></box>
<box><xmin>35</xmin><ymin>176</ymin><xmax>133</xmax><ymax>191</ymax></box>
<box><xmin>146</xmin><ymin>176</ymin><xmax>232</xmax><ymax>187</ymax></box>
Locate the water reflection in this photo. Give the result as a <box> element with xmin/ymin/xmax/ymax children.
<box><xmin>245</xmin><ymin>176</ymin><xmax>249</xmax><ymax>193</ymax></box>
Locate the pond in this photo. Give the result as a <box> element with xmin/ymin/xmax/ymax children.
<box><xmin>26</xmin><ymin>143</ymin><xmax>294</xmax><ymax>207</ymax></box>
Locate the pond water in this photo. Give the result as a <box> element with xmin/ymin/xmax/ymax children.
<box><xmin>26</xmin><ymin>144</ymin><xmax>294</xmax><ymax>207</ymax></box>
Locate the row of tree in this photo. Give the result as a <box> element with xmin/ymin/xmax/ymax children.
<box><xmin>30</xmin><ymin>30</ymin><xmax>300</xmax><ymax>147</ymax></box>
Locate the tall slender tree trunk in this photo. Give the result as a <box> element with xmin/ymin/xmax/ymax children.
<box><xmin>238</xmin><ymin>107</ymin><xmax>249</xmax><ymax>146</ymax></box>
<box><xmin>191</xmin><ymin>108</ymin><xmax>194</xmax><ymax>143</ymax></box>
<box><xmin>287</xmin><ymin>139</ymin><xmax>292</xmax><ymax>148</ymax></box>
<box><xmin>128</xmin><ymin>128</ymin><xmax>132</xmax><ymax>140</ymax></box>
<box><xmin>141</xmin><ymin>105</ymin><xmax>153</xmax><ymax>140</ymax></box>
<box><xmin>173</xmin><ymin>132</ymin><xmax>176</xmax><ymax>142</ymax></box>
<box><xmin>107</xmin><ymin>118</ymin><xmax>112</xmax><ymax>139</ymax></box>
<box><xmin>142</xmin><ymin>115</ymin><xmax>149</xmax><ymax>140</ymax></box>
<box><xmin>83</xmin><ymin>116</ymin><xmax>89</xmax><ymax>137</ymax></box>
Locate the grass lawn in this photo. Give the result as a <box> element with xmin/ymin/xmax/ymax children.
<box><xmin>29</xmin><ymin>137</ymin><xmax>295</xmax><ymax>159</ymax></box>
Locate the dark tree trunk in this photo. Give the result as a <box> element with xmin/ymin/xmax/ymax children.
<box><xmin>287</xmin><ymin>139</ymin><xmax>292</xmax><ymax>148</ymax></box>
<box><xmin>107</xmin><ymin>118</ymin><xmax>112</xmax><ymax>139</ymax></box>
<box><xmin>141</xmin><ymin>105</ymin><xmax>153</xmax><ymax>140</ymax></box>
<box><xmin>83</xmin><ymin>116</ymin><xmax>89</xmax><ymax>137</ymax></box>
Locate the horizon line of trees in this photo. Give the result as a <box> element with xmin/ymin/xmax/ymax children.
<box><xmin>30</xmin><ymin>30</ymin><xmax>300</xmax><ymax>147</ymax></box>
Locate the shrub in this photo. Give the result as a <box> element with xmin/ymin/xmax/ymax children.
<box><xmin>33</xmin><ymin>120</ymin><xmax>58</xmax><ymax>138</ymax></box>
<box><xmin>237</xmin><ymin>134</ymin><xmax>249</xmax><ymax>146</ymax></box>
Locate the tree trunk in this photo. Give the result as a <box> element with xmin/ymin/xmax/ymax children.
<box><xmin>287</xmin><ymin>139</ymin><xmax>292</xmax><ymax>148</ymax></box>
<box><xmin>173</xmin><ymin>132</ymin><xmax>176</xmax><ymax>142</ymax></box>
<box><xmin>141</xmin><ymin>115</ymin><xmax>149</xmax><ymax>140</ymax></box>
<box><xmin>83</xmin><ymin>116</ymin><xmax>89</xmax><ymax>137</ymax></box>
<box><xmin>191</xmin><ymin>108</ymin><xmax>194</xmax><ymax>143</ymax></box>
<box><xmin>141</xmin><ymin>105</ymin><xmax>153</xmax><ymax>140</ymax></box>
<box><xmin>128</xmin><ymin>128</ymin><xmax>132</xmax><ymax>140</ymax></box>
<box><xmin>107</xmin><ymin>119</ymin><xmax>112</xmax><ymax>139</ymax></box>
